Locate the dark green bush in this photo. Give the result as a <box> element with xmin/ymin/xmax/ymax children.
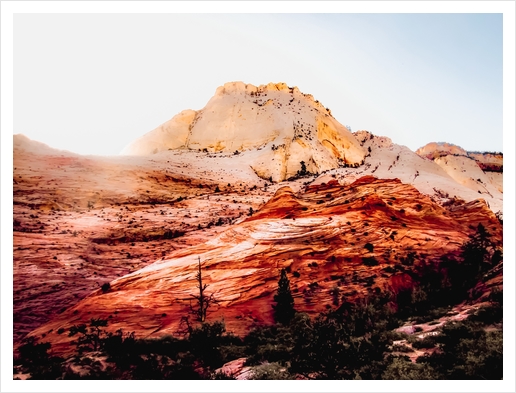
<box><xmin>411</xmin><ymin>335</ymin><xmax>438</xmax><ymax>349</ymax></box>
<box><xmin>363</xmin><ymin>257</ymin><xmax>379</xmax><ymax>266</ymax></box>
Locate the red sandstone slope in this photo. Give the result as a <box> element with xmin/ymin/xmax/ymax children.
<box><xmin>27</xmin><ymin>176</ymin><xmax>502</xmax><ymax>354</ymax></box>
<box><xmin>13</xmin><ymin>141</ymin><xmax>271</xmax><ymax>344</ymax></box>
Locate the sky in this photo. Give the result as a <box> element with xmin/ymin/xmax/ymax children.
<box><xmin>13</xmin><ymin>11</ymin><xmax>504</xmax><ymax>156</ymax></box>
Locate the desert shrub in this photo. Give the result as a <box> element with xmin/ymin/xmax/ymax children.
<box><xmin>250</xmin><ymin>362</ymin><xmax>295</xmax><ymax>380</ymax></box>
<box><xmin>411</xmin><ymin>335</ymin><xmax>438</xmax><ymax>349</ymax></box>
<box><xmin>467</xmin><ymin>303</ymin><xmax>502</xmax><ymax>325</ymax></box>
<box><xmin>244</xmin><ymin>324</ymin><xmax>294</xmax><ymax>366</ymax></box>
<box><xmin>329</xmin><ymin>286</ymin><xmax>341</xmax><ymax>306</ymax></box>
<box><xmin>211</xmin><ymin>371</ymin><xmax>236</xmax><ymax>380</ymax></box>
<box><xmin>69</xmin><ymin>318</ymin><xmax>110</xmax><ymax>354</ymax></box>
<box><xmin>468</xmin><ymin>287</ymin><xmax>503</xmax><ymax>324</ymax></box>
<box><xmin>382</xmin><ymin>356</ymin><xmax>436</xmax><ymax>379</ymax></box>
<box><xmin>188</xmin><ymin>321</ymin><xmax>227</xmax><ymax>369</ymax></box>
<box><xmin>363</xmin><ymin>257</ymin><xmax>379</xmax><ymax>266</ymax></box>
<box><xmin>392</xmin><ymin>344</ymin><xmax>414</xmax><ymax>353</ymax></box>
<box><xmin>16</xmin><ymin>337</ymin><xmax>64</xmax><ymax>379</ymax></box>
<box><xmin>218</xmin><ymin>343</ymin><xmax>246</xmax><ymax>365</ymax></box>
<box><xmin>416</xmin><ymin>320</ymin><xmax>503</xmax><ymax>379</ymax></box>
<box><xmin>288</xmin><ymin>294</ymin><xmax>397</xmax><ymax>379</ymax></box>
<box><xmin>296</xmin><ymin>161</ymin><xmax>310</xmax><ymax>177</ymax></box>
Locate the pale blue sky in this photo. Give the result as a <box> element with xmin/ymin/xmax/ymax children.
<box><xmin>14</xmin><ymin>13</ymin><xmax>503</xmax><ymax>155</ymax></box>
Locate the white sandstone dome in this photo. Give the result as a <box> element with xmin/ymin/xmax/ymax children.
<box><xmin>121</xmin><ymin>82</ymin><xmax>366</xmax><ymax>182</ymax></box>
<box><xmin>415</xmin><ymin>142</ymin><xmax>468</xmax><ymax>159</ymax></box>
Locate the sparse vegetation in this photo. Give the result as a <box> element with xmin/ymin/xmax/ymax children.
<box><xmin>295</xmin><ymin>161</ymin><xmax>312</xmax><ymax>178</ymax></box>
<box><xmin>363</xmin><ymin>256</ymin><xmax>379</xmax><ymax>266</ymax></box>
<box><xmin>13</xmin><ymin>153</ymin><xmax>503</xmax><ymax>381</ymax></box>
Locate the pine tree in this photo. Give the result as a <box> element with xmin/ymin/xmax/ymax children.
<box><xmin>461</xmin><ymin>223</ymin><xmax>493</xmax><ymax>274</ymax></box>
<box><xmin>273</xmin><ymin>269</ymin><xmax>295</xmax><ymax>324</ymax></box>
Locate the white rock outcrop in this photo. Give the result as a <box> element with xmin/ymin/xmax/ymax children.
<box><xmin>121</xmin><ymin>82</ymin><xmax>366</xmax><ymax>181</ymax></box>
<box><xmin>335</xmin><ymin>132</ymin><xmax>503</xmax><ymax>213</ymax></box>
<box><xmin>414</xmin><ymin>141</ymin><xmax>503</xmax><ymax>205</ymax></box>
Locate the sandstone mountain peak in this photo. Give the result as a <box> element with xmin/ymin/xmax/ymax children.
<box><xmin>121</xmin><ymin>81</ymin><xmax>366</xmax><ymax>181</ymax></box>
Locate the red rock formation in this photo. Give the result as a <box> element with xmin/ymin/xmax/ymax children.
<box><xmin>24</xmin><ymin>175</ymin><xmax>502</xmax><ymax>356</ymax></box>
<box><xmin>13</xmin><ymin>141</ymin><xmax>270</xmax><ymax>344</ymax></box>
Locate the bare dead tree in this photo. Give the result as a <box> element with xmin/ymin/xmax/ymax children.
<box><xmin>176</xmin><ymin>315</ymin><xmax>193</xmax><ymax>338</ymax></box>
<box><xmin>189</xmin><ymin>257</ymin><xmax>217</xmax><ymax>323</ymax></box>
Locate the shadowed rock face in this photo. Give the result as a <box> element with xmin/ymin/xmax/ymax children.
<box><xmin>26</xmin><ymin>176</ymin><xmax>502</xmax><ymax>355</ymax></box>
<box><xmin>121</xmin><ymin>82</ymin><xmax>366</xmax><ymax>181</ymax></box>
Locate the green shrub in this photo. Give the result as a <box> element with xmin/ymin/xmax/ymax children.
<box><xmin>364</xmin><ymin>243</ymin><xmax>374</xmax><ymax>253</ymax></box>
<box><xmin>250</xmin><ymin>362</ymin><xmax>294</xmax><ymax>380</ymax></box>
<box><xmin>392</xmin><ymin>344</ymin><xmax>414</xmax><ymax>353</ymax></box>
<box><xmin>363</xmin><ymin>257</ymin><xmax>379</xmax><ymax>266</ymax></box>
<box><xmin>382</xmin><ymin>356</ymin><xmax>436</xmax><ymax>379</ymax></box>
<box><xmin>411</xmin><ymin>335</ymin><xmax>438</xmax><ymax>349</ymax></box>
<box><xmin>416</xmin><ymin>320</ymin><xmax>503</xmax><ymax>379</ymax></box>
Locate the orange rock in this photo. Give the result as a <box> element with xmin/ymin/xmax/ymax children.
<box><xmin>23</xmin><ymin>176</ymin><xmax>502</xmax><ymax>356</ymax></box>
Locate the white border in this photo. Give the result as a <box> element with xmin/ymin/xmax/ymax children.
<box><xmin>2</xmin><ymin>1</ymin><xmax>514</xmax><ymax>392</ymax></box>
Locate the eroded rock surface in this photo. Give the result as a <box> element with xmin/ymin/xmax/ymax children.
<box><xmin>26</xmin><ymin>176</ymin><xmax>501</xmax><ymax>355</ymax></box>
<box><xmin>13</xmin><ymin>136</ymin><xmax>275</xmax><ymax>344</ymax></box>
<box><xmin>121</xmin><ymin>82</ymin><xmax>366</xmax><ymax>181</ymax></box>
<box><xmin>415</xmin><ymin>142</ymin><xmax>503</xmax><ymax>197</ymax></box>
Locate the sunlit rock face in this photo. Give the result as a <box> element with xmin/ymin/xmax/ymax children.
<box><xmin>28</xmin><ymin>176</ymin><xmax>501</xmax><ymax>355</ymax></box>
<box><xmin>415</xmin><ymin>142</ymin><xmax>503</xmax><ymax>172</ymax></box>
<box><xmin>415</xmin><ymin>142</ymin><xmax>503</xmax><ymax>204</ymax></box>
<box><xmin>415</xmin><ymin>142</ymin><xmax>468</xmax><ymax>159</ymax></box>
<box><xmin>121</xmin><ymin>82</ymin><xmax>366</xmax><ymax>181</ymax></box>
<box><xmin>120</xmin><ymin>110</ymin><xmax>197</xmax><ymax>156</ymax></box>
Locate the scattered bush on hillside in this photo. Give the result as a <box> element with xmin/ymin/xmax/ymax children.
<box><xmin>416</xmin><ymin>319</ymin><xmax>503</xmax><ymax>379</ymax></box>
<box><xmin>295</xmin><ymin>161</ymin><xmax>312</xmax><ymax>178</ymax></box>
<box><xmin>364</xmin><ymin>243</ymin><xmax>374</xmax><ymax>253</ymax></box>
<box><xmin>382</xmin><ymin>356</ymin><xmax>436</xmax><ymax>380</ymax></box>
<box><xmin>410</xmin><ymin>335</ymin><xmax>439</xmax><ymax>349</ymax></box>
<box><xmin>15</xmin><ymin>227</ymin><xmax>503</xmax><ymax>380</ymax></box>
<box><xmin>363</xmin><ymin>257</ymin><xmax>379</xmax><ymax>266</ymax></box>
<box><xmin>250</xmin><ymin>362</ymin><xmax>295</xmax><ymax>380</ymax></box>
<box><xmin>15</xmin><ymin>337</ymin><xmax>64</xmax><ymax>379</ymax></box>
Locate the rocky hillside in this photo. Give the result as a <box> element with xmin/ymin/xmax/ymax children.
<box><xmin>300</xmin><ymin>131</ymin><xmax>503</xmax><ymax>213</ymax></box>
<box><xmin>13</xmin><ymin>134</ymin><xmax>273</xmax><ymax>344</ymax></box>
<box><xmin>13</xmin><ymin>125</ymin><xmax>503</xmax><ymax>348</ymax></box>
<box><xmin>416</xmin><ymin>142</ymin><xmax>503</xmax><ymax>193</ymax></box>
<box><xmin>26</xmin><ymin>175</ymin><xmax>502</xmax><ymax>355</ymax></box>
<box><xmin>121</xmin><ymin>82</ymin><xmax>366</xmax><ymax>182</ymax></box>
